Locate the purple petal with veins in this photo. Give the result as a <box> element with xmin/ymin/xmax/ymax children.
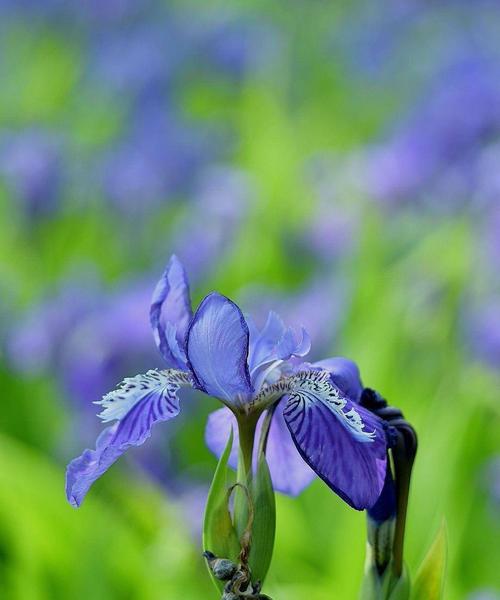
<box><xmin>150</xmin><ymin>255</ymin><xmax>192</xmax><ymax>369</ymax></box>
<box><xmin>284</xmin><ymin>371</ymin><xmax>386</xmax><ymax>510</ymax></box>
<box><xmin>66</xmin><ymin>369</ymin><xmax>187</xmax><ymax>507</ymax></box>
<box><xmin>186</xmin><ymin>292</ymin><xmax>253</xmax><ymax>405</ymax></box>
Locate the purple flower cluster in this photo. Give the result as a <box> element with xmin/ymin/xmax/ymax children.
<box><xmin>0</xmin><ymin>2</ymin><xmax>276</xmax><ymax>221</ymax></box>
<box><xmin>364</xmin><ymin>57</ymin><xmax>500</xmax><ymax>213</ymax></box>
<box><xmin>0</xmin><ymin>129</ymin><xmax>63</xmax><ymax>220</ymax></box>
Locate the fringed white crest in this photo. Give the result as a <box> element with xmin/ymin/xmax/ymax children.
<box><xmin>95</xmin><ymin>369</ymin><xmax>192</xmax><ymax>422</ymax></box>
<box><xmin>255</xmin><ymin>370</ymin><xmax>375</xmax><ymax>442</ymax></box>
<box><xmin>286</xmin><ymin>370</ymin><xmax>375</xmax><ymax>442</ymax></box>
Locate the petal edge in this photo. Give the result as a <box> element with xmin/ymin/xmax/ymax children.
<box><xmin>187</xmin><ymin>292</ymin><xmax>253</xmax><ymax>404</ymax></box>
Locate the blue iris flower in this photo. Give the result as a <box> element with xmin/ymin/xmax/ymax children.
<box><xmin>66</xmin><ymin>255</ymin><xmax>387</xmax><ymax>511</ymax></box>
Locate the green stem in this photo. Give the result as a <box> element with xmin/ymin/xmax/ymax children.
<box><xmin>392</xmin><ymin>424</ymin><xmax>417</xmax><ymax>577</ymax></box>
<box><xmin>257</xmin><ymin>405</ymin><xmax>277</xmax><ymax>459</ymax></box>
<box><xmin>237</xmin><ymin>414</ymin><xmax>259</xmax><ymax>482</ymax></box>
<box><xmin>232</xmin><ymin>413</ymin><xmax>259</xmax><ymax>543</ymax></box>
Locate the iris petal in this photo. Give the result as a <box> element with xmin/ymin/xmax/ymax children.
<box><xmin>66</xmin><ymin>369</ymin><xmax>190</xmax><ymax>507</ymax></box>
<box><xmin>150</xmin><ymin>255</ymin><xmax>192</xmax><ymax>369</ymax></box>
<box><xmin>264</xmin><ymin>401</ymin><xmax>316</xmax><ymax>496</ymax></box>
<box><xmin>312</xmin><ymin>357</ymin><xmax>364</xmax><ymax>402</ymax></box>
<box><xmin>186</xmin><ymin>292</ymin><xmax>253</xmax><ymax>405</ymax></box>
<box><xmin>248</xmin><ymin>311</ymin><xmax>287</xmax><ymax>370</ymax></box>
<box><xmin>204</xmin><ymin>407</ymin><xmax>239</xmax><ymax>469</ymax></box>
<box><xmin>248</xmin><ymin>311</ymin><xmax>311</xmax><ymax>390</ymax></box>
<box><xmin>283</xmin><ymin>370</ymin><xmax>386</xmax><ymax>510</ymax></box>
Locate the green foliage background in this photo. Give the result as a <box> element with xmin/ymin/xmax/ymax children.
<box><xmin>0</xmin><ymin>2</ymin><xmax>499</xmax><ymax>599</ymax></box>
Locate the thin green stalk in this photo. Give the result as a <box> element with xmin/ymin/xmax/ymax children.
<box><xmin>236</xmin><ymin>413</ymin><xmax>259</xmax><ymax>482</ymax></box>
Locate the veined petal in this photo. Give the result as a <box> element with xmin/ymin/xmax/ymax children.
<box><xmin>265</xmin><ymin>401</ymin><xmax>316</xmax><ymax>496</ymax></box>
<box><xmin>312</xmin><ymin>357</ymin><xmax>363</xmax><ymax>402</ymax></box>
<box><xmin>248</xmin><ymin>311</ymin><xmax>287</xmax><ymax>370</ymax></box>
<box><xmin>249</xmin><ymin>311</ymin><xmax>311</xmax><ymax>390</ymax></box>
<box><xmin>283</xmin><ymin>370</ymin><xmax>387</xmax><ymax>510</ymax></box>
<box><xmin>204</xmin><ymin>403</ymin><xmax>315</xmax><ymax>496</ymax></box>
<box><xmin>275</xmin><ymin>327</ymin><xmax>311</xmax><ymax>361</ymax></box>
<box><xmin>186</xmin><ymin>292</ymin><xmax>253</xmax><ymax>405</ymax></box>
<box><xmin>150</xmin><ymin>255</ymin><xmax>192</xmax><ymax>369</ymax></box>
<box><xmin>66</xmin><ymin>369</ymin><xmax>191</xmax><ymax>507</ymax></box>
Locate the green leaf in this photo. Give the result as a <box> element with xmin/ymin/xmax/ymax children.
<box><xmin>233</xmin><ymin>445</ymin><xmax>250</xmax><ymax>539</ymax></box>
<box><xmin>411</xmin><ymin>522</ymin><xmax>447</xmax><ymax>600</ymax></box>
<box><xmin>248</xmin><ymin>453</ymin><xmax>276</xmax><ymax>585</ymax></box>
<box><xmin>359</xmin><ymin>566</ymin><xmax>382</xmax><ymax>600</ymax></box>
<box><xmin>359</xmin><ymin>564</ymin><xmax>410</xmax><ymax>600</ymax></box>
<box><xmin>387</xmin><ymin>566</ymin><xmax>411</xmax><ymax>600</ymax></box>
<box><xmin>202</xmin><ymin>430</ymin><xmax>240</xmax><ymax>593</ymax></box>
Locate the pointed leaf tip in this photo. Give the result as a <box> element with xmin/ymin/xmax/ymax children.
<box><xmin>412</xmin><ymin>520</ymin><xmax>447</xmax><ymax>600</ymax></box>
<box><xmin>248</xmin><ymin>453</ymin><xmax>276</xmax><ymax>585</ymax></box>
<box><xmin>203</xmin><ymin>429</ymin><xmax>239</xmax><ymax>593</ymax></box>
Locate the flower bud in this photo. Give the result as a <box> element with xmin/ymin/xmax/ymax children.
<box><xmin>203</xmin><ymin>551</ymin><xmax>239</xmax><ymax>581</ymax></box>
<box><xmin>213</xmin><ymin>559</ymin><xmax>239</xmax><ymax>581</ymax></box>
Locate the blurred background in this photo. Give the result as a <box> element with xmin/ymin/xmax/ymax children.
<box><xmin>0</xmin><ymin>1</ymin><xmax>499</xmax><ymax>598</ymax></box>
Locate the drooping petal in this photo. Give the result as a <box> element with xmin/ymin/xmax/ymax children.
<box><xmin>150</xmin><ymin>255</ymin><xmax>192</xmax><ymax>369</ymax></box>
<box><xmin>186</xmin><ymin>292</ymin><xmax>253</xmax><ymax>405</ymax></box>
<box><xmin>283</xmin><ymin>370</ymin><xmax>387</xmax><ymax>510</ymax></box>
<box><xmin>264</xmin><ymin>401</ymin><xmax>316</xmax><ymax>496</ymax></box>
<box><xmin>204</xmin><ymin>403</ymin><xmax>315</xmax><ymax>496</ymax></box>
<box><xmin>66</xmin><ymin>369</ymin><xmax>191</xmax><ymax>507</ymax></box>
<box><xmin>312</xmin><ymin>357</ymin><xmax>363</xmax><ymax>402</ymax></box>
<box><xmin>367</xmin><ymin>466</ymin><xmax>396</xmax><ymax>524</ymax></box>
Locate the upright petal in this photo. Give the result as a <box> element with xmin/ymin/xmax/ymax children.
<box><xmin>248</xmin><ymin>311</ymin><xmax>311</xmax><ymax>391</ymax></box>
<box><xmin>150</xmin><ymin>255</ymin><xmax>192</xmax><ymax>369</ymax></box>
<box><xmin>275</xmin><ymin>327</ymin><xmax>311</xmax><ymax>362</ymax></box>
<box><xmin>205</xmin><ymin>403</ymin><xmax>315</xmax><ymax>496</ymax></box>
<box><xmin>66</xmin><ymin>369</ymin><xmax>191</xmax><ymax>507</ymax></box>
<box><xmin>186</xmin><ymin>292</ymin><xmax>253</xmax><ymax>405</ymax></box>
<box><xmin>249</xmin><ymin>311</ymin><xmax>311</xmax><ymax>369</ymax></box>
<box><xmin>248</xmin><ymin>311</ymin><xmax>287</xmax><ymax>370</ymax></box>
<box><xmin>283</xmin><ymin>370</ymin><xmax>387</xmax><ymax>510</ymax></box>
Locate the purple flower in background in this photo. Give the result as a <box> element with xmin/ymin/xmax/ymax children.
<box><xmin>468</xmin><ymin>591</ymin><xmax>500</xmax><ymax>600</ymax></box>
<box><xmin>196</xmin><ymin>12</ymin><xmax>280</xmax><ymax>78</ymax></box>
<box><xmin>241</xmin><ymin>275</ymin><xmax>347</xmax><ymax>360</ymax></box>
<box><xmin>365</xmin><ymin>57</ymin><xmax>500</xmax><ymax>211</ymax></box>
<box><xmin>330</xmin><ymin>0</ymin><xmax>422</xmax><ymax>78</ymax></box>
<box><xmin>66</xmin><ymin>255</ymin><xmax>387</xmax><ymax>510</ymax></box>
<box><xmin>303</xmin><ymin>203</ymin><xmax>359</xmax><ymax>263</ymax></box>
<box><xmin>465</xmin><ymin>300</ymin><xmax>500</xmax><ymax>369</ymax></box>
<box><xmin>103</xmin><ymin>102</ymin><xmax>213</xmax><ymax>213</ymax></box>
<box><xmin>484</xmin><ymin>455</ymin><xmax>500</xmax><ymax>514</ymax></box>
<box><xmin>90</xmin><ymin>20</ymin><xmax>186</xmax><ymax>97</ymax></box>
<box><xmin>0</xmin><ymin>130</ymin><xmax>62</xmax><ymax>219</ymax></box>
<box><xmin>0</xmin><ymin>0</ymin><xmax>66</xmax><ymax>19</ymax></box>
<box><xmin>7</xmin><ymin>271</ymin><xmax>101</xmax><ymax>375</ymax></box>
<box><xmin>171</xmin><ymin>166</ymin><xmax>251</xmax><ymax>280</ymax></box>
<box><xmin>61</xmin><ymin>282</ymin><xmax>164</xmax><ymax>409</ymax></box>
<box><xmin>75</xmin><ymin>0</ymin><xmax>147</xmax><ymax>27</ymax></box>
